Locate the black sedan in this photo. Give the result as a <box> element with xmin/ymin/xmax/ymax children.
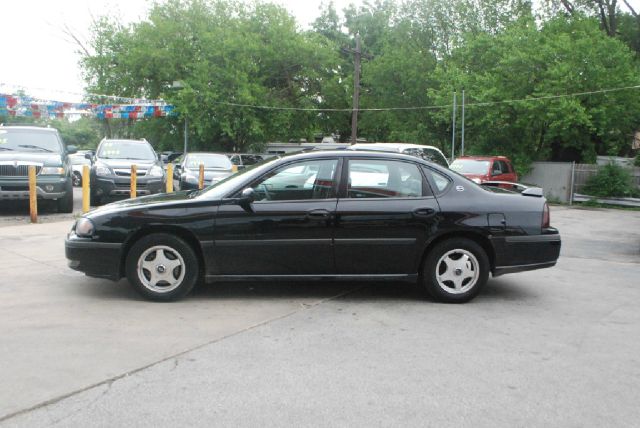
<box><xmin>65</xmin><ymin>151</ymin><xmax>561</xmax><ymax>303</ymax></box>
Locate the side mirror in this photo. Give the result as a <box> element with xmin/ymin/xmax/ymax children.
<box><xmin>67</xmin><ymin>145</ymin><xmax>78</xmax><ymax>154</ymax></box>
<box><xmin>240</xmin><ymin>187</ymin><xmax>256</xmax><ymax>203</ymax></box>
<box><xmin>84</xmin><ymin>153</ymin><xmax>93</xmax><ymax>160</ymax></box>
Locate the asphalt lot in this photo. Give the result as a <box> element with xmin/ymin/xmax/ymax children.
<box><xmin>0</xmin><ymin>201</ymin><xmax>639</xmax><ymax>427</ymax></box>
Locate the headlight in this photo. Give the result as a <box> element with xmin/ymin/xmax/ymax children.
<box><xmin>148</xmin><ymin>165</ymin><xmax>164</xmax><ymax>177</ymax></box>
<box><xmin>472</xmin><ymin>178</ymin><xmax>482</xmax><ymax>184</ymax></box>
<box><xmin>40</xmin><ymin>167</ymin><xmax>65</xmax><ymax>175</ymax></box>
<box><xmin>75</xmin><ymin>218</ymin><xmax>95</xmax><ymax>237</ymax></box>
<box><xmin>95</xmin><ymin>164</ymin><xmax>112</xmax><ymax>177</ymax></box>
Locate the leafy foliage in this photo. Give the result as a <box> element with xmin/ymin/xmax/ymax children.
<box><xmin>583</xmin><ymin>163</ymin><xmax>639</xmax><ymax>197</ymax></box>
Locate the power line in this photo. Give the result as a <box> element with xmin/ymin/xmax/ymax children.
<box><xmin>3</xmin><ymin>81</ymin><xmax>640</xmax><ymax>112</ymax></box>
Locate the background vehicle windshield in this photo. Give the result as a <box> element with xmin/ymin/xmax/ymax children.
<box><xmin>185</xmin><ymin>154</ymin><xmax>232</xmax><ymax>169</ymax></box>
<box><xmin>450</xmin><ymin>159</ymin><xmax>491</xmax><ymax>174</ymax></box>
<box><xmin>0</xmin><ymin>130</ymin><xmax>61</xmax><ymax>153</ymax></box>
<box><xmin>98</xmin><ymin>140</ymin><xmax>156</xmax><ymax>160</ymax></box>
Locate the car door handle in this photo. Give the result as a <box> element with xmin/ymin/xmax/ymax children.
<box><xmin>307</xmin><ymin>209</ymin><xmax>330</xmax><ymax>219</ymax></box>
<box><xmin>413</xmin><ymin>208</ymin><xmax>436</xmax><ymax>218</ymax></box>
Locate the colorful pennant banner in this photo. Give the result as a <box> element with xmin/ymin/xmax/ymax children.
<box><xmin>0</xmin><ymin>94</ymin><xmax>177</xmax><ymax>120</ymax></box>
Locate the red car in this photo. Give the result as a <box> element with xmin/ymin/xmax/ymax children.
<box><xmin>450</xmin><ymin>156</ymin><xmax>518</xmax><ymax>184</ymax></box>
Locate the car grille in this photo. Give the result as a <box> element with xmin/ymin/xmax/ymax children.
<box><xmin>114</xmin><ymin>169</ymin><xmax>147</xmax><ymax>177</ymax></box>
<box><xmin>115</xmin><ymin>182</ymin><xmax>148</xmax><ymax>189</ymax></box>
<box><xmin>0</xmin><ymin>164</ymin><xmax>43</xmax><ymax>177</ymax></box>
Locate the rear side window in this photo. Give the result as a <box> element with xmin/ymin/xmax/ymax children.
<box><xmin>347</xmin><ymin>159</ymin><xmax>424</xmax><ymax>198</ymax></box>
<box><xmin>422</xmin><ymin>166</ymin><xmax>452</xmax><ymax>194</ymax></box>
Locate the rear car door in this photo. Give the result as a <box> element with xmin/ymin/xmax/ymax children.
<box><xmin>213</xmin><ymin>157</ymin><xmax>340</xmax><ymax>275</ymax></box>
<box><xmin>334</xmin><ymin>157</ymin><xmax>440</xmax><ymax>275</ymax></box>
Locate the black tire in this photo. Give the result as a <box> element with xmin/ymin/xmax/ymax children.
<box><xmin>90</xmin><ymin>191</ymin><xmax>102</xmax><ymax>206</ymax></box>
<box><xmin>72</xmin><ymin>171</ymin><xmax>82</xmax><ymax>187</ymax></box>
<box><xmin>57</xmin><ymin>181</ymin><xmax>74</xmax><ymax>213</ymax></box>
<box><xmin>422</xmin><ymin>238</ymin><xmax>489</xmax><ymax>303</ymax></box>
<box><xmin>125</xmin><ymin>233</ymin><xmax>199</xmax><ymax>302</ymax></box>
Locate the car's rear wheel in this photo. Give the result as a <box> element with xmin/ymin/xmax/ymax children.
<box><xmin>125</xmin><ymin>233</ymin><xmax>199</xmax><ymax>302</ymax></box>
<box><xmin>422</xmin><ymin>238</ymin><xmax>489</xmax><ymax>303</ymax></box>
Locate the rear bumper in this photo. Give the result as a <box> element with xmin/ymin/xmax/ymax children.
<box><xmin>491</xmin><ymin>231</ymin><xmax>561</xmax><ymax>277</ymax></box>
<box><xmin>65</xmin><ymin>233</ymin><xmax>123</xmax><ymax>280</ymax></box>
<box><xmin>0</xmin><ymin>177</ymin><xmax>69</xmax><ymax>200</ymax></box>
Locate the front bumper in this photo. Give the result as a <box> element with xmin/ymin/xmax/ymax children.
<box><xmin>92</xmin><ymin>176</ymin><xmax>164</xmax><ymax>199</ymax></box>
<box><xmin>0</xmin><ymin>177</ymin><xmax>69</xmax><ymax>200</ymax></box>
<box><xmin>65</xmin><ymin>232</ymin><xmax>123</xmax><ymax>280</ymax></box>
<box><xmin>491</xmin><ymin>229</ymin><xmax>561</xmax><ymax>276</ymax></box>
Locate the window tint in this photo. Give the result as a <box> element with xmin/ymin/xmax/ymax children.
<box><xmin>498</xmin><ymin>160</ymin><xmax>510</xmax><ymax>173</ymax></box>
<box><xmin>348</xmin><ymin>159</ymin><xmax>423</xmax><ymax>198</ymax></box>
<box><xmin>423</xmin><ymin>148</ymin><xmax>449</xmax><ymax>167</ymax></box>
<box><xmin>422</xmin><ymin>166</ymin><xmax>452</xmax><ymax>194</ymax></box>
<box><xmin>492</xmin><ymin>161</ymin><xmax>502</xmax><ymax>174</ymax></box>
<box><xmin>250</xmin><ymin>159</ymin><xmax>338</xmax><ymax>201</ymax></box>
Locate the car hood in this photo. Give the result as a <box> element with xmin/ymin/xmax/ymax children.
<box><xmin>0</xmin><ymin>152</ymin><xmax>63</xmax><ymax>166</ymax></box>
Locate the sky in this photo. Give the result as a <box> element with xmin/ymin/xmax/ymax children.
<box><xmin>2</xmin><ymin>0</ymin><xmax>640</xmax><ymax>103</ymax></box>
<box><xmin>0</xmin><ymin>0</ymin><xmax>363</xmax><ymax>102</ymax></box>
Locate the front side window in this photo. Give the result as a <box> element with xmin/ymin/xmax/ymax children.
<box><xmin>348</xmin><ymin>159</ymin><xmax>424</xmax><ymax>198</ymax></box>
<box><xmin>249</xmin><ymin>159</ymin><xmax>339</xmax><ymax>201</ymax></box>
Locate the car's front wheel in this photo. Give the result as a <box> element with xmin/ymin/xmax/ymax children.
<box><xmin>72</xmin><ymin>171</ymin><xmax>82</xmax><ymax>187</ymax></box>
<box><xmin>422</xmin><ymin>238</ymin><xmax>489</xmax><ymax>303</ymax></box>
<box><xmin>125</xmin><ymin>233</ymin><xmax>199</xmax><ymax>302</ymax></box>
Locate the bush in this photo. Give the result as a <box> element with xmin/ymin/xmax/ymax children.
<box><xmin>635</xmin><ymin>153</ymin><xmax>640</xmax><ymax>167</ymax></box>
<box><xmin>583</xmin><ymin>164</ymin><xmax>639</xmax><ymax>198</ymax></box>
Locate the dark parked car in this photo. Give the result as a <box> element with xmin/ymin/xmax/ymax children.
<box><xmin>66</xmin><ymin>150</ymin><xmax>560</xmax><ymax>302</ymax></box>
<box><xmin>174</xmin><ymin>152</ymin><xmax>236</xmax><ymax>190</ymax></box>
<box><xmin>88</xmin><ymin>138</ymin><xmax>165</xmax><ymax>206</ymax></box>
<box><xmin>0</xmin><ymin>125</ymin><xmax>76</xmax><ymax>212</ymax></box>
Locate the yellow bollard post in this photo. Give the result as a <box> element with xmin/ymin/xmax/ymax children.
<box><xmin>231</xmin><ymin>164</ymin><xmax>238</xmax><ymax>173</ymax></box>
<box><xmin>130</xmin><ymin>164</ymin><xmax>137</xmax><ymax>199</ymax></box>
<box><xmin>28</xmin><ymin>165</ymin><xmax>38</xmax><ymax>223</ymax></box>
<box><xmin>166</xmin><ymin>163</ymin><xmax>174</xmax><ymax>193</ymax></box>
<box><xmin>82</xmin><ymin>165</ymin><xmax>90</xmax><ymax>213</ymax></box>
<box><xmin>198</xmin><ymin>163</ymin><xmax>205</xmax><ymax>189</ymax></box>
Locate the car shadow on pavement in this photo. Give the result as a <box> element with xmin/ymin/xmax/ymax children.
<box><xmin>73</xmin><ymin>276</ymin><xmax>538</xmax><ymax>304</ymax></box>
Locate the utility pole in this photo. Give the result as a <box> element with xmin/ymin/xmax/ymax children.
<box><xmin>461</xmin><ymin>89</ymin><xmax>465</xmax><ymax>157</ymax></box>
<box><xmin>184</xmin><ymin>117</ymin><xmax>188</xmax><ymax>155</ymax></box>
<box><xmin>350</xmin><ymin>33</ymin><xmax>361</xmax><ymax>145</ymax></box>
<box><xmin>451</xmin><ymin>91</ymin><xmax>457</xmax><ymax>162</ymax></box>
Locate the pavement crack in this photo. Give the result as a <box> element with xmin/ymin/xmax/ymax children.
<box><xmin>0</xmin><ymin>283</ymin><xmax>365</xmax><ymax>424</ymax></box>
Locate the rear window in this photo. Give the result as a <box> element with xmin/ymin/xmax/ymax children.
<box><xmin>0</xmin><ymin>129</ymin><xmax>62</xmax><ymax>153</ymax></box>
<box><xmin>450</xmin><ymin>159</ymin><xmax>490</xmax><ymax>175</ymax></box>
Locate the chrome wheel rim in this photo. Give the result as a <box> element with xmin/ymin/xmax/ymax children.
<box><xmin>72</xmin><ymin>173</ymin><xmax>81</xmax><ymax>186</ymax></box>
<box><xmin>137</xmin><ymin>245</ymin><xmax>186</xmax><ymax>293</ymax></box>
<box><xmin>435</xmin><ymin>249</ymin><xmax>480</xmax><ymax>294</ymax></box>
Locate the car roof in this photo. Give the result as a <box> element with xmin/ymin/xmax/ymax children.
<box><xmin>281</xmin><ymin>149</ymin><xmax>437</xmax><ymax>164</ymax></box>
<box><xmin>455</xmin><ymin>156</ymin><xmax>509</xmax><ymax>161</ymax></box>
<box><xmin>0</xmin><ymin>125</ymin><xmax>58</xmax><ymax>133</ymax></box>
<box><xmin>350</xmin><ymin>142</ymin><xmax>443</xmax><ymax>151</ymax></box>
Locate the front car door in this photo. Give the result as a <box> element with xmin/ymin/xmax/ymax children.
<box><xmin>334</xmin><ymin>157</ymin><xmax>440</xmax><ymax>276</ymax></box>
<box><xmin>212</xmin><ymin>157</ymin><xmax>341</xmax><ymax>276</ymax></box>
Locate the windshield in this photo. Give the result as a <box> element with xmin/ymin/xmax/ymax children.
<box><xmin>98</xmin><ymin>140</ymin><xmax>156</xmax><ymax>160</ymax></box>
<box><xmin>0</xmin><ymin>130</ymin><xmax>62</xmax><ymax>153</ymax></box>
<box><xmin>450</xmin><ymin>159</ymin><xmax>491</xmax><ymax>175</ymax></box>
<box><xmin>196</xmin><ymin>156</ymin><xmax>279</xmax><ymax>199</ymax></box>
<box><xmin>184</xmin><ymin>154</ymin><xmax>232</xmax><ymax>170</ymax></box>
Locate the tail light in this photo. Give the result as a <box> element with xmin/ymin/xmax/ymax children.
<box><xmin>542</xmin><ymin>202</ymin><xmax>550</xmax><ymax>228</ymax></box>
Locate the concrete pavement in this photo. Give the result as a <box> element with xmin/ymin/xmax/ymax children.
<box><xmin>1</xmin><ymin>206</ymin><xmax>639</xmax><ymax>427</ymax></box>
